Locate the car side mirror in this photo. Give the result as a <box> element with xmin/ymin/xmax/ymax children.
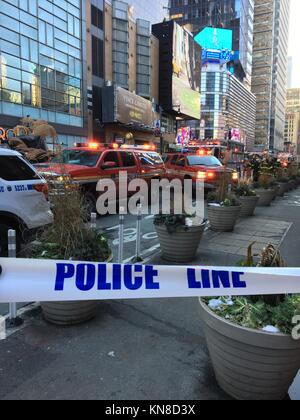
<box><xmin>102</xmin><ymin>161</ymin><xmax>117</xmax><ymax>169</ymax></box>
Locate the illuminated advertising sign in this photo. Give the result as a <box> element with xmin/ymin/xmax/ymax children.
<box><xmin>202</xmin><ymin>49</ymin><xmax>235</xmax><ymax>64</ymax></box>
<box><xmin>172</xmin><ymin>23</ymin><xmax>201</xmax><ymax>120</ymax></box>
<box><xmin>194</xmin><ymin>27</ymin><xmax>233</xmax><ymax>51</ymax></box>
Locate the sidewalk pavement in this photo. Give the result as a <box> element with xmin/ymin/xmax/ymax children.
<box><xmin>0</xmin><ymin>190</ymin><xmax>300</xmax><ymax>400</ymax></box>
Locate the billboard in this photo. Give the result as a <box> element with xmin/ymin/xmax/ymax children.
<box><xmin>194</xmin><ymin>27</ymin><xmax>233</xmax><ymax>51</ymax></box>
<box><xmin>102</xmin><ymin>86</ymin><xmax>155</xmax><ymax>127</ymax></box>
<box><xmin>172</xmin><ymin>23</ymin><xmax>201</xmax><ymax>120</ymax></box>
<box><xmin>202</xmin><ymin>49</ymin><xmax>235</xmax><ymax>64</ymax></box>
<box><xmin>116</xmin><ymin>87</ymin><xmax>154</xmax><ymax>126</ymax></box>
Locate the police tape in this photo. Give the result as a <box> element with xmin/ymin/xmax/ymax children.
<box><xmin>0</xmin><ymin>258</ymin><xmax>300</xmax><ymax>303</ymax></box>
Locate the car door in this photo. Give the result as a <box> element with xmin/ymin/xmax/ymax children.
<box><xmin>98</xmin><ymin>151</ymin><xmax>121</xmax><ymax>202</ymax></box>
<box><xmin>166</xmin><ymin>154</ymin><xmax>179</xmax><ymax>180</ymax></box>
<box><xmin>119</xmin><ymin>151</ymin><xmax>139</xmax><ymax>198</ymax></box>
<box><xmin>0</xmin><ymin>153</ymin><xmax>53</xmax><ymax>230</ymax></box>
<box><xmin>174</xmin><ymin>155</ymin><xmax>187</xmax><ymax>181</ymax></box>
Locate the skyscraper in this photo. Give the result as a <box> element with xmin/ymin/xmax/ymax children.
<box><xmin>0</xmin><ymin>0</ymin><xmax>88</xmax><ymax>146</ymax></box>
<box><xmin>127</xmin><ymin>0</ymin><xmax>169</xmax><ymax>24</ymax></box>
<box><xmin>288</xmin><ymin>56</ymin><xmax>293</xmax><ymax>89</ymax></box>
<box><xmin>284</xmin><ymin>88</ymin><xmax>300</xmax><ymax>154</ymax></box>
<box><xmin>169</xmin><ymin>0</ymin><xmax>254</xmax><ymax>87</ymax></box>
<box><xmin>252</xmin><ymin>0</ymin><xmax>290</xmax><ymax>152</ymax></box>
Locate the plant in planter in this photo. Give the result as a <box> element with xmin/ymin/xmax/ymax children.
<box><xmin>154</xmin><ymin>214</ymin><xmax>206</xmax><ymax>263</ymax></box>
<box><xmin>207</xmin><ymin>173</ymin><xmax>241</xmax><ymax>232</ymax></box>
<box><xmin>254</xmin><ymin>173</ymin><xmax>274</xmax><ymax>207</ymax></box>
<box><xmin>31</xmin><ymin>180</ymin><xmax>111</xmax><ymax>326</ymax></box>
<box><xmin>234</xmin><ymin>178</ymin><xmax>259</xmax><ymax>217</ymax></box>
<box><xmin>199</xmin><ymin>244</ymin><xmax>300</xmax><ymax>400</ymax></box>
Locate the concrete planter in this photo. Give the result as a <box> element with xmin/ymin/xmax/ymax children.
<box><xmin>199</xmin><ymin>299</ymin><xmax>300</xmax><ymax>400</ymax></box>
<box><xmin>289</xmin><ymin>180</ymin><xmax>297</xmax><ymax>190</ymax></box>
<box><xmin>238</xmin><ymin>196</ymin><xmax>259</xmax><ymax>217</ymax></box>
<box><xmin>255</xmin><ymin>189</ymin><xmax>274</xmax><ymax>207</ymax></box>
<box><xmin>277</xmin><ymin>183</ymin><xmax>288</xmax><ymax>197</ymax></box>
<box><xmin>272</xmin><ymin>185</ymin><xmax>280</xmax><ymax>201</ymax></box>
<box><xmin>287</xmin><ymin>180</ymin><xmax>295</xmax><ymax>191</ymax></box>
<box><xmin>155</xmin><ymin>223</ymin><xmax>206</xmax><ymax>263</ymax></box>
<box><xmin>41</xmin><ymin>254</ymin><xmax>113</xmax><ymax>326</ymax></box>
<box><xmin>207</xmin><ymin>205</ymin><xmax>241</xmax><ymax>232</ymax></box>
<box><xmin>41</xmin><ymin>301</ymin><xmax>98</xmax><ymax>326</ymax></box>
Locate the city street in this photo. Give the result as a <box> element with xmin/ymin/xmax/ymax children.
<box><xmin>1</xmin><ymin>189</ymin><xmax>300</xmax><ymax>400</ymax></box>
<box><xmin>0</xmin><ymin>0</ymin><xmax>299</xmax><ymax>404</ymax></box>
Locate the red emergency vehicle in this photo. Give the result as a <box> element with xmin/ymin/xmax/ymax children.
<box><xmin>163</xmin><ymin>151</ymin><xmax>238</xmax><ymax>191</ymax></box>
<box><xmin>35</xmin><ymin>143</ymin><xmax>165</xmax><ymax>212</ymax></box>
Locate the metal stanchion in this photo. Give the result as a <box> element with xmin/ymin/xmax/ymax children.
<box><xmin>118</xmin><ymin>207</ymin><xmax>125</xmax><ymax>264</ymax></box>
<box><xmin>90</xmin><ymin>212</ymin><xmax>97</xmax><ymax>230</ymax></box>
<box><xmin>6</xmin><ymin>230</ymin><xmax>23</xmax><ymax>328</ymax></box>
<box><xmin>133</xmin><ymin>204</ymin><xmax>143</xmax><ymax>263</ymax></box>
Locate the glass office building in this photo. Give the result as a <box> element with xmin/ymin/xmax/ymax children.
<box><xmin>0</xmin><ymin>0</ymin><xmax>87</xmax><ymax>146</ymax></box>
<box><xmin>201</xmin><ymin>68</ymin><xmax>256</xmax><ymax>149</ymax></box>
<box><xmin>252</xmin><ymin>0</ymin><xmax>290</xmax><ymax>152</ymax></box>
<box><xmin>169</xmin><ymin>0</ymin><xmax>254</xmax><ymax>88</ymax></box>
<box><xmin>128</xmin><ymin>0</ymin><xmax>169</xmax><ymax>24</ymax></box>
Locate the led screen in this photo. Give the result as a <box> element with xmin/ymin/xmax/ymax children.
<box><xmin>194</xmin><ymin>27</ymin><xmax>233</xmax><ymax>51</ymax></box>
<box><xmin>172</xmin><ymin>23</ymin><xmax>201</xmax><ymax>120</ymax></box>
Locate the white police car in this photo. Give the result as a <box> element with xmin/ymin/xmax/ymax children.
<box><xmin>0</xmin><ymin>148</ymin><xmax>54</xmax><ymax>256</ymax></box>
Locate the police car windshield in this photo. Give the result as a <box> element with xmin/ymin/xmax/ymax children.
<box><xmin>52</xmin><ymin>150</ymin><xmax>102</xmax><ymax>167</ymax></box>
<box><xmin>187</xmin><ymin>156</ymin><xmax>222</xmax><ymax>167</ymax></box>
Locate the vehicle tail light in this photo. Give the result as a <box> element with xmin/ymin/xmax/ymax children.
<box><xmin>197</xmin><ymin>171</ymin><xmax>206</xmax><ymax>180</ymax></box>
<box><xmin>34</xmin><ymin>184</ymin><xmax>49</xmax><ymax>201</ymax></box>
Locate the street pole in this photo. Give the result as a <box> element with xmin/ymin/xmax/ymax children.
<box><xmin>90</xmin><ymin>212</ymin><xmax>97</xmax><ymax>230</ymax></box>
<box><xmin>160</xmin><ymin>133</ymin><xmax>164</xmax><ymax>155</ymax></box>
<box><xmin>118</xmin><ymin>207</ymin><xmax>125</xmax><ymax>264</ymax></box>
<box><xmin>6</xmin><ymin>230</ymin><xmax>23</xmax><ymax>329</ymax></box>
<box><xmin>134</xmin><ymin>204</ymin><xmax>143</xmax><ymax>263</ymax></box>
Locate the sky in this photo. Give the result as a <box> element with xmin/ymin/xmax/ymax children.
<box><xmin>289</xmin><ymin>0</ymin><xmax>300</xmax><ymax>87</ymax></box>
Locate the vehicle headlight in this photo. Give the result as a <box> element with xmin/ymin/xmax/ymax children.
<box><xmin>197</xmin><ymin>171</ymin><xmax>206</xmax><ymax>180</ymax></box>
<box><xmin>232</xmin><ymin>172</ymin><xmax>239</xmax><ymax>181</ymax></box>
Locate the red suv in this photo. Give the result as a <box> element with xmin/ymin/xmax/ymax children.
<box><xmin>36</xmin><ymin>144</ymin><xmax>165</xmax><ymax>212</ymax></box>
<box><xmin>163</xmin><ymin>152</ymin><xmax>238</xmax><ymax>191</ymax></box>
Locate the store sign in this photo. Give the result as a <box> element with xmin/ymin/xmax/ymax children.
<box><xmin>0</xmin><ymin>127</ymin><xmax>27</xmax><ymax>141</ymax></box>
<box><xmin>116</xmin><ymin>87</ymin><xmax>154</xmax><ymax>127</ymax></box>
<box><xmin>1</xmin><ymin>259</ymin><xmax>300</xmax><ymax>303</ymax></box>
